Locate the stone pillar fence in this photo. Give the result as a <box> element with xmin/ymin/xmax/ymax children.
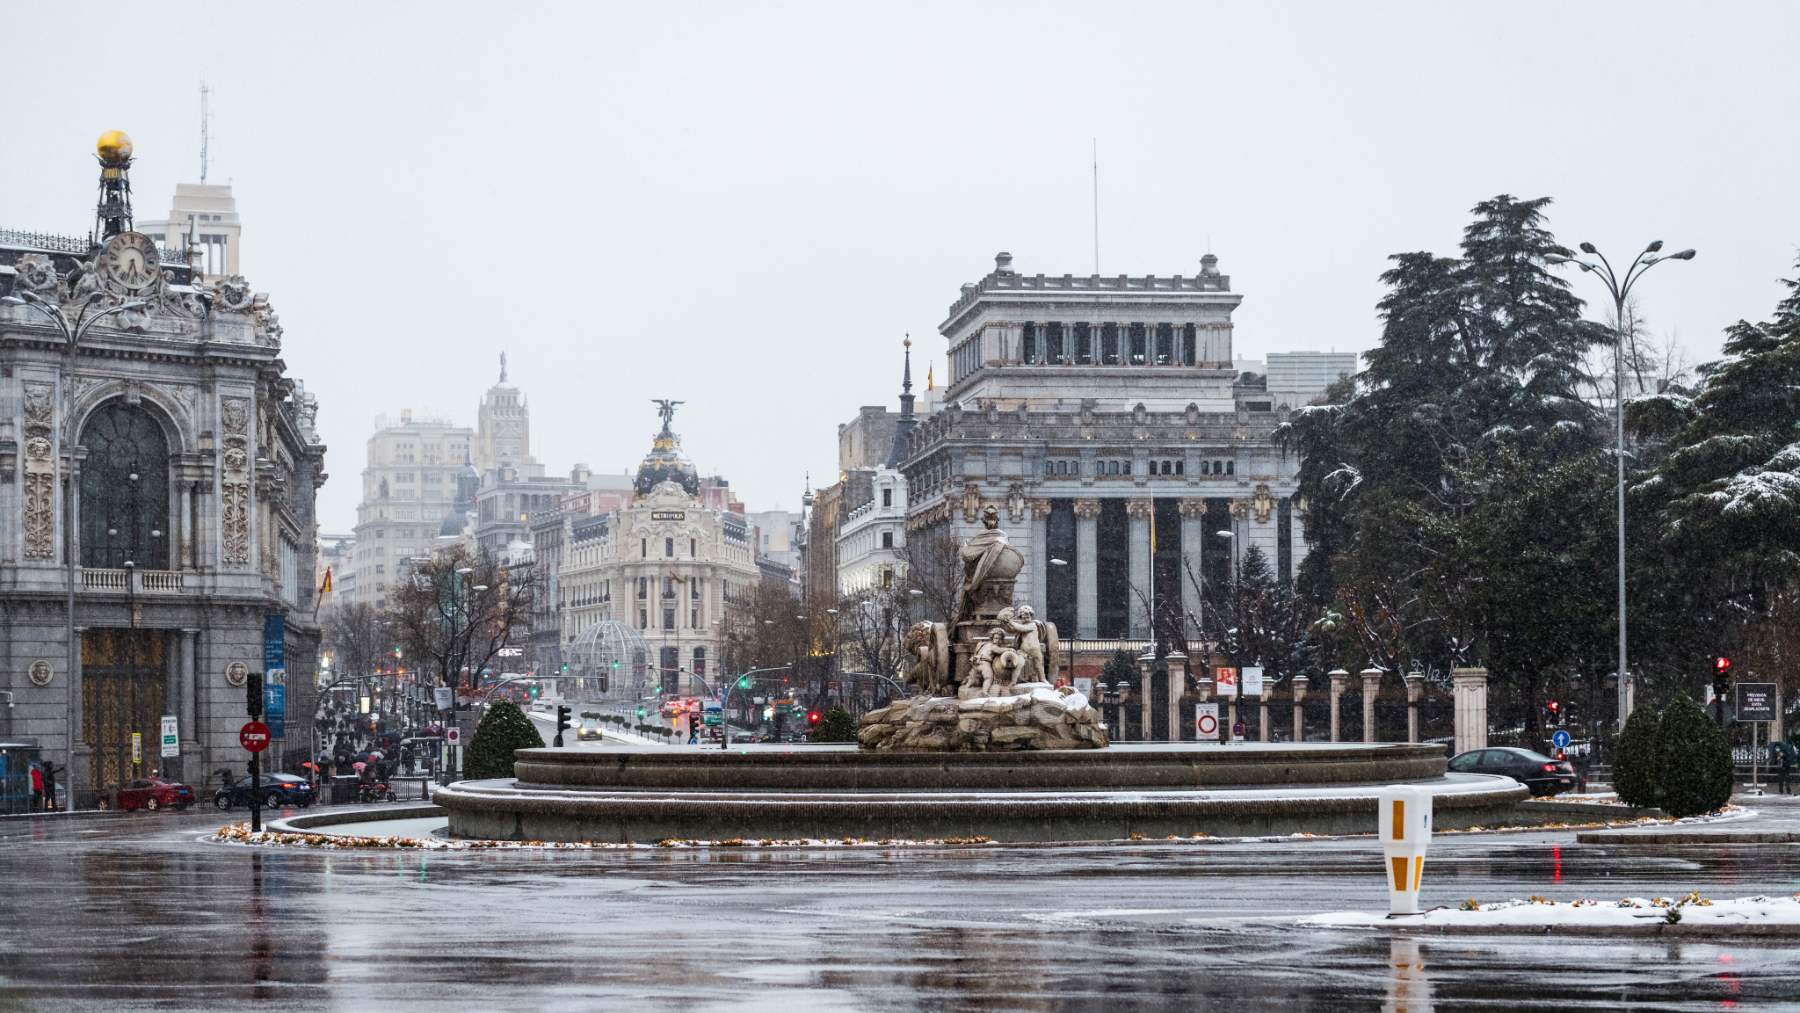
<box><xmin>1328</xmin><ymin>668</ymin><xmax>1349</xmax><ymax>742</ymax></box>
<box><xmin>1359</xmin><ymin>668</ymin><xmax>1383</xmax><ymax>744</ymax></box>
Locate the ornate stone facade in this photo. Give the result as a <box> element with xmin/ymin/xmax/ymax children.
<box><xmin>0</xmin><ymin>144</ymin><xmax>326</xmax><ymax>806</ymax></box>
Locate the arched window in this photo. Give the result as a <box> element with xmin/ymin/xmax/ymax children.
<box><xmin>80</xmin><ymin>402</ymin><xmax>170</xmax><ymax>569</ymax></box>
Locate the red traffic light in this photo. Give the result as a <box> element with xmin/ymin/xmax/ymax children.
<box><xmin>1715</xmin><ymin>656</ymin><xmax>1732</xmax><ymax>673</ymax></box>
<box><xmin>1546</xmin><ymin>700</ymin><xmax>1559</xmax><ymax>712</ymax></box>
<box><xmin>807</xmin><ymin>711</ymin><xmax>821</xmax><ymax>725</ymax></box>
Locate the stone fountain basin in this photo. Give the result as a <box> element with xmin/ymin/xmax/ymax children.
<box><xmin>431</xmin><ymin>743</ymin><xmax>1530</xmax><ymax>843</ymax></box>
<box><xmin>508</xmin><ymin>741</ymin><xmax>1448</xmax><ymax>792</ymax></box>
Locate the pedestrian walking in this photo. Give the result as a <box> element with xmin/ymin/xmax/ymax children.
<box><xmin>29</xmin><ymin>763</ymin><xmax>44</xmax><ymax>812</ymax></box>
<box><xmin>1773</xmin><ymin>740</ymin><xmax>1794</xmax><ymax>796</ymax></box>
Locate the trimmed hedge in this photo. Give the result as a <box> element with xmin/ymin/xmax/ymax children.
<box><xmin>1656</xmin><ymin>694</ymin><xmax>1734</xmax><ymax>817</ymax></box>
<box><xmin>465</xmin><ymin>701</ymin><xmax>545</xmax><ymax>780</ymax></box>
<box><xmin>810</xmin><ymin>706</ymin><xmax>858</xmax><ymax>743</ymax></box>
<box><xmin>1612</xmin><ymin>705</ymin><xmax>1663</xmax><ymax>809</ymax></box>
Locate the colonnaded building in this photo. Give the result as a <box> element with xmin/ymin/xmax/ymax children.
<box><xmin>901</xmin><ymin>252</ymin><xmax>1306</xmax><ymax>667</ymax></box>
<box><xmin>0</xmin><ymin>133</ymin><xmax>325</xmax><ymax>805</ymax></box>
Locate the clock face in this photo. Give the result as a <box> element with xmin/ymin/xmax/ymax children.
<box><xmin>100</xmin><ymin>232</ymin><xmax>161</xmax><ymax>292</ymax></box>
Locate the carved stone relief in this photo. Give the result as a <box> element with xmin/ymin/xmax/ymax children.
<box><xmin>21</xmin><ymin>381</ymin><xmax>55</xmax><ymax>560</ymax></box>
<box><xmin>220</xmin><ymin>395</ymin><xmax>252</xmax><ymax>567</ymax></box>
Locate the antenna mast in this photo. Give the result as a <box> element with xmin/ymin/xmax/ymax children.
<box><xmin>199</xmin><ymin>82</ymin><xmax>211</xmax><ymax>183</ymax></box>
<box><xmin>1091</xmin><ymin>138</ymin><xmax>1100</xmax><ymax>274</ymax></box>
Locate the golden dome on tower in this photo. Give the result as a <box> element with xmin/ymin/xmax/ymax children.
<box><xmin>95</xmin><ymin>130</ymin><xmax>134</xmax><ymax>164</ymax></box>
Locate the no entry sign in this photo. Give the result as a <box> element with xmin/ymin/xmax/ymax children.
<box><xmin>239</xmin><ymin>721</ymin><xmax>272</xmax><ymax>753</ymax></box>
<box><xmin>1195</xmin><ymin>703</ymin><xmax>1220</xmax><ymax>738</ymax></box>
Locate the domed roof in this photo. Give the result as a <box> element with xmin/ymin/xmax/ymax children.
<box><xmin>438</xmin><ymin>508</ymin><xmax>469</xmax><ymax>538</ymax></box>
<box><xmin>635</xmin><ymin>404</ymin><xmax>699</xmax><ymax>497</ymax></box>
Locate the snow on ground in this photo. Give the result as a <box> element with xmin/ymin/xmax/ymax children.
<box><xmin>1299</xmin><ymin>893</ymin><xmax>1800</xmax><ymax>931</ymax></box>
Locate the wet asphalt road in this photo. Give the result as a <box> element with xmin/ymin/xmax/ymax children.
<box><xmin>4</xmin><ymin>800</ymin><xmax>1800</xmax><ymax>1011</ymax></box>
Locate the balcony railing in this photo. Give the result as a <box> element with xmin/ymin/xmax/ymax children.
<box><xmin>81</xmin><ymin>568</ymin><xmax>188</xmax><ymax>593</ymax></box>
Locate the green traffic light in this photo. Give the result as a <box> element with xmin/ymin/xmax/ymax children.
<box><xmin>737</xmin><ymin>676</ymin><xmax>751</xmax><ymax>688</ymax></box>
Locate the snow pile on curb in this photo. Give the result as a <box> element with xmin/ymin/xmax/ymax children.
<box><xmin>1300</xmin><ymin>891</ymin><xmax>1800</xmax><ymax>931</ymax></box>
<box><xmin>207</xmin><ymin>822</ymin><xmax>993</xmax><ymax>851</ymax></box>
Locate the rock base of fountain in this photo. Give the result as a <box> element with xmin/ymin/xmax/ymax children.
<box><xmin>858</xmin><ymin>683</ymin><xmax>1108</xmax><ymax>752</ymax></box>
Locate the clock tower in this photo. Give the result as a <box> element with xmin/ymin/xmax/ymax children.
<box><xmin>92</xmin><ymin>129</ymin><xmax>136</xmax><ymax>242</ymax></box>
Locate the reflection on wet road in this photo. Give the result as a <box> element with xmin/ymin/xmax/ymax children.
<box><xmin>2</xmin><ymin>810</ymin><xmax>1797</xmax><ymax>1009</ymax></box>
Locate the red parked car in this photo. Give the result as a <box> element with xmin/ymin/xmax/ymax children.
<box><xmin>113</xmin><ymin>777</ymin><xmax>196</xmax><ymax>812</ymax></box>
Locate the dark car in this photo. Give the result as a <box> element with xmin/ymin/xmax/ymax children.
<box><xmin>1448</xmin><ymin>747</ymin><xmax>1577</xmax><ymax>796</ymax></box>
<box><xmin>213</xmin><ymin>773</ymin><xmax>317</xmax><ymax>811</ymax></box>
<box><xmin>113</xmin><ymin>777</ymin><xmax>195</xmax><ymax>812</ymax></box>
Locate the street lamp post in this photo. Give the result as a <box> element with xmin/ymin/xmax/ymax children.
<box><xmin>1556</xmin><ymin>241</ymin><xmax>1695</xmax><ymax>730</ymax></box>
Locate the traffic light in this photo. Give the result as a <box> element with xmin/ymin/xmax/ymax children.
<box><xmin>246</xmin><ymin>671</ymin><xmax>263</xmax><ymax>718</ymax></box>
<box><xmin>738</xmin><ymin>676</ymin><xmax>751</xmax><ymax>689</ymax></box>
<box><xmin>611</xmin><ymin>660</ymin><xmax>621</xmax><ymax>671</ymax></box>
<box><xmin>1712</xmin><ymin>656</ymin><xmax>1733</xmax><ymax>724</ymax></box>
<box><xmin>554</xmin><ymin>705</ymin><xmax>572</xmax><ymax>746</ymax></box>
<box><xmin>635</xmin><ymin>706</ymin><xmax>646</xmax><ymax>719</ymax></box>
<box><xmin>807</xmin><ymin>711</ymin><xmax>821</xmax><ymax>726</ymax></box>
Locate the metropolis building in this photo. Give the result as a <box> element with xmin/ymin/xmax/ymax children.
<box><xmin>901</xmin><ymin>252</ymin><xmax>1306</xmax><ymax>664</ymax></box>
<box><xmin>0</xmin><ymin>133</ymin><xmax>326</xmax><ymax>804</ymax></box>
<box><xmin>556</xmin><ymin>404</ymin><xmax>758</xmax><ymax>698</ymax></box>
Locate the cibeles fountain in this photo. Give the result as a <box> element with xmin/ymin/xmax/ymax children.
<box><xmin>859</xmin><ymin>505</ymin><xmax>1109</xmax><ymax>752</ymax></box>
<box><xmin>433</xmin><ymin>517</ymin><xmax>1528</xmax><ymax>843</ymax></box>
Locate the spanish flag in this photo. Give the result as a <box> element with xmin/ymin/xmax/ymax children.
<box><xmin>319</xmin><ymin>567</ymin><xmax>333</xmax><ymax>595</ymax></box>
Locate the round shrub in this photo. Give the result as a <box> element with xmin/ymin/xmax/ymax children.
<box><xmin>810</xmin><ymin>706</ymin><xmax>858</xmax><ymax>743</ymax></box>
<box><xmin>1655</xmin><ymin>694</ymin><xmax>1734</xmax><ymax>817</ymax></box>
<box><xmin>1612</xmin><ymin>704</ymin><xmax>1663</xmax><ymax>809</ymax></box>
<box><xmin>465</xmin><ymin>701</ymin><xmax>545</xmax><ymax>781</ymax></box>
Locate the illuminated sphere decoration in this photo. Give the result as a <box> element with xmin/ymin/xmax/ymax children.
<box><xmin>95</xmin><ymin>130</ymin><xmax>134</xmax><ymax>164</ymax></box>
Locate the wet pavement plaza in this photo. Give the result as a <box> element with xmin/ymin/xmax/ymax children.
<box><xmin>4</xmin><ymin>804</ymin><xmax>1800</xmax><ymax>1010</ymax></box>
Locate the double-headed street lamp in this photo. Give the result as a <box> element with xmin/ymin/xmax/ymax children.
<box><xmin>1</xmin><ymin>286</ymin><xmax>151</xmax><ymax>787</ymax></box>
<box><xmin>1555</xmin><ymin>241</ymin><xmax>1695</xmax><ymax>731</ymax></box>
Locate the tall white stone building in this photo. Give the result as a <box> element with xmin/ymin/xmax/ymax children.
<box><xmin>902</xmin><ymin>252</ymin><xmax>1307</xmax><ymax>673</ymax></box>
<box><xmin>347</xmin><ymin>412</ymin><xmax>474</xmax><ymax>609</ymax></box>
<box><xmin>835</xmin><ymin>340</ymin><xmax>918</xmax><ymax>594</ymax></box>
<box><xmin>0</xmin><ymin>132</ymin><xmax>326</xmax><ymax>804</ymax></box>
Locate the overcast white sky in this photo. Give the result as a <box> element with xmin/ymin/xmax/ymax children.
<box><xmin>4</xmin><ymin>2</ymin><xmax>1797</xmax><ymax>533</ymax></box>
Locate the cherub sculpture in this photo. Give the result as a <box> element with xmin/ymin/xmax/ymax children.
<box><xmin>997</xmin><ymin>604</ymin><xmax>1057</xmax><ymax>684</ymax></box>
<box><xmin>970</xmin><ymin>627</ymin><xmax>1025</xmax><ymax>696</ymax></box>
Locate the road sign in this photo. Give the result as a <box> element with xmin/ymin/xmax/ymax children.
<box><xmin>239</xmin><ymin>721</ymin><xmax>271</xmax><ymax>753</ymax></box>
<box><xmin>1241</xmin><ymin>666</ymin><xmax>1265</xmax><ymax>698</ymax></box>
<box><xmin>1194</xmin><ymin>703</ymin><xmax>1219</xmax><ymax>738</ymax></box>
<box><xmin>1551</xmin><ymin>729</ymin><xmax>1571</xmax><ymax>751</ymax></box>
<box><xmin>445</xmin><ymin>726</ymin><xmax>461</xmax><ymax>747</ymax></box>
<box><xmin>131</xmin><ymin>732</ymin><xmax>141</xmax><ymax>765</ymax></box>
<box><xmin>1736</xmin><ymin>683</ymin><xmax>1778</xmax><ymax>722</ymax></box>
<box><xmin>434</xmin><ymin>686</ymin><xmax>454</xmax><ymax>711</ymax></box>
<box><xmin>160</xmin><ymin>714</ymin><xmax>179</xmax><ymax>758</ymax></box>
<box><xmin>264</xmin><ymin>668</ymin><xmax>287</xmax><ymax>739</ymax></box>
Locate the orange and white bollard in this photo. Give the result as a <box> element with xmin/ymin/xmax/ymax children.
<box><xmin>1378</xmin><ymin>784</ymin><xmax>1432</xmax><ymax>916</ymax></box>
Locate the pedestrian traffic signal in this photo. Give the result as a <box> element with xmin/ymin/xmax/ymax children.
<box><xmin>738</xmin><ymin>676</ymin><xmax>752</xmax><ymax>689</ymax></box>
<box><xmin>636</xmin><ymin>706</ymin><xmax>646</xmax><ymax>719</ymax></box>
<box><xmin>611</xmin><ymin>660</ymin><xmax>621</xmax><ymax>670</ymax></box>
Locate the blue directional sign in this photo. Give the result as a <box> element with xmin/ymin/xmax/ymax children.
<box><xmin>1551</xmin><ymin>729</ymin><xmax>1571</xmax><ymax>750</ymax></box>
